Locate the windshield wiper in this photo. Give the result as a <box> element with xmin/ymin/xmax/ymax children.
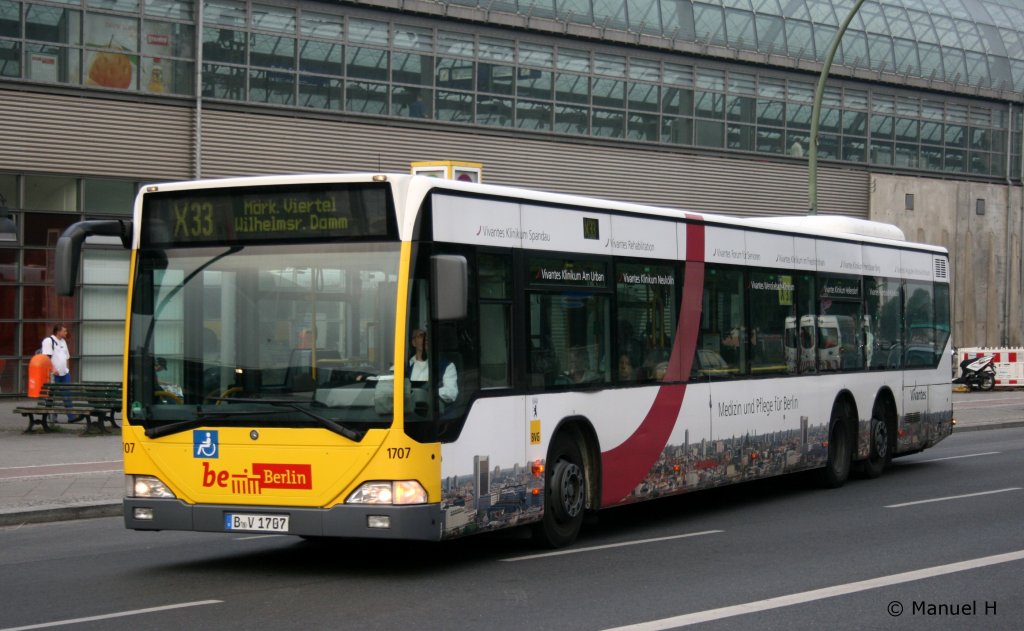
<box><xmin>145</xmin><ymin>398</ymin><xmax>364</xmax><ymax>441</ymax></box>
<box><xmin>146</xmin><ymin>415</ymin><xmax>211</xmax><ymax>439</ymax></box>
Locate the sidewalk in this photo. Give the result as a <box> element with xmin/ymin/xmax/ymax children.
<box><xmin>0</xmin><ymin>398</ymin><xmax>124</xmax><ymax>527</ymax></box>
<box><xmin>1</xmin><ymin>393</ymin><xmax>1022</xmax><ymax>528</ymax></box>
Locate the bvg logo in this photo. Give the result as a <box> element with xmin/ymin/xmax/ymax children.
<box><xmin>201</xmin><ymin>462</ymin><xmax>313</xmax><ymax>494</ymax></box>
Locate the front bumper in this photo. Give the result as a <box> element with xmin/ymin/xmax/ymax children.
<box><xmin>124</xmin><ymin>498</ymin><xmax>443</xmax><ymax>541</ymax></box>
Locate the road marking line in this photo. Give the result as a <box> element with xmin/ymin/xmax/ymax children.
<box><xmin>0</xmin><ymin>461</ymin><xmax>120</xmax><ymax>471</ymax></box>
<box><xmin>916</xmin><ymin>451</ymin><xmax>1000</xmax><ymax>463</ymax></box>
<box><xmin>0</xmin><ymin>471</ymin><xmax>121</xmax><ymax>482</ymax></box>
<box><xmin>0</xmin><ymin>462</ymin><xmax>121</xmax><ymax>480</ymax></box>
<box><xmin>500</xmin><ymin>530</ymin><xmax>724</xmax><ymax>562</ymax></box>
<box><xmin>602</xmin><ymin>549</ymin><xmax>1024</xmax><ymax>630</ymax></box>
<box><xmin>0</xmin><ymin>600</ymin><xmax>223</xmax><ymax>631</ymax></box>
<box><xmin>885</xmin><ymin>487</ymin><xmax>1022</xmax><ymax>508</ymax></box>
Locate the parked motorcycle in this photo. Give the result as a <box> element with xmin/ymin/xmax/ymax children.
<box><xmin>953</xmin><ymin>354</ymin><xmax>996</xmax><ymax>391</ymax></box>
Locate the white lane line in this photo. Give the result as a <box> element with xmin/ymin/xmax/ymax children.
<box><xmin>885</xmin><ymin>487</ymin><xmax>1021</xmax><ymax>508</ymax></box>
<box><xmin>501</xmin><ymin>530</ymin><xmax>724</xmax><ymax>562</ymax></box>
<box><xmin>0</xmin><ymin>461</ymin><xmax>120</xmax><ymax>471</ymax></box>
<box><xmin>0</xmin><ymin>600</ymin><xmax>223</xmax><ymax>631</ymax></box>
<box><xmin>916</xmin><ymin>451</ymin><xmax>1000</xmax><ymax>463</ymax></box>
<box><xmin>0</xmin><ymin>472</ymin><xmax>120</xmax><ymax>482</ymax></box>
<box><xmin>602</xmin><ymin>549</ymin><xmax>1024</xmax><ymax>630</ymax></box>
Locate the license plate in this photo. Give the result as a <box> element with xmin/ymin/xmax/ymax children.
<box><xmin>225</xmin><ymin>513</ymin><xmax>289</xmax><ymax>533</ymax></box>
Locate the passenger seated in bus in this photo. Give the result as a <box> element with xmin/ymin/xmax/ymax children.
<box><xmin>408</xmin><ymin>328</ymin><xmax>458</xmax><ymax>406</ymax></box>
<box><xmin>567</xmin><ymin>347</ymin><xmax>600</xmax><ymax>384</ymax></box>
<box><xmin>618</xmin><ymin>353</ymin><xmax>639</xmax><ymax>382</ymax></box>
<box><xmin>719</xmin><ymin>327</ymin><xmax>743</xmax><ymax>367</ymax></box>
<box><xmin>531</xmin><ymin>347</ymin><xmax>559</xmax><ymax>387</ymax></box>
<box><xmin>617</xmin><ymin>321</ymin><xmax>645</xmax><ymax>369</ymax></box>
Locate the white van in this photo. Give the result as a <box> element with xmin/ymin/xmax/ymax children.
<box><xmin>817</xmin><ymin>314</ymin><xmax>860</xmax><ymax>371</ymax></box>
<box><xmin>784</xmin><ymin>315</ymin><xmax>817</xmax><ymax>374</ymax></box>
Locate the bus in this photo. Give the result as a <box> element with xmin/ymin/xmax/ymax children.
<box><xmin>55</xmin><ymin>173</ymin><xmax>953</xmax><ymax>547</ymax></box>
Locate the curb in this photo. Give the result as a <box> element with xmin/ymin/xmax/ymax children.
<box><xmin>953</xmin><ymin>420</ymin><xmax>1024</xmax><ymax>433</ymax></box>
<box><xmin>0</xmin><ymin>503</ymin><xmax>122</xmax><ymax>527</ymax></box>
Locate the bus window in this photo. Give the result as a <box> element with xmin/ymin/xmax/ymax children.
<box><xmin>615</xmin><ymin>261</ymin><xmax>677</xmax><ymax>383</ymax></box>
<box><xmin>796</xmin><ymin>273</ymin><xmax>817</xmax><ymax>374</ymax></box>
<box><xmin>934</xmin><ymin>283</ymin><xmax>951</xmax><ymax>364</ymax></box>
<box><xmin>818</xmin><ymin>275</ymin><xmax>863</xmax><ymax>372</ymax></box>
<box><xmin>529</xmin><ymin>292</ymin><xmax>610</xmax><ymax>387</ymax></box>
<box><xmin>694</xmin><ymin>266</ymin><xmax>744</xmax><ymax>378</ymax></box>
<box><xmin>905</xmin><ymin>281</ymin><xmax>936</xmax><ymax>368</ymax></box>
<box><xmin>748</xmin><ymin>271</ymin><xmax>795</xmax><ymax>376</ymax></box>
<box><xmin>527</xmin><ymin>256</ymin><xmax>610</xmax><ymax>388</ymax></box>
<box><xmin>478</xmin><ymin>252</ymin><xmax>512</xmax><ymax>388</ymax></box>
<box><xmin>784</xmin><ymin>316</ymin><xmax>798</xmax><ymax>374</ymax></box>
<box><xmin>404</xmin><ymin>246</ymin><xmax>479</xmax><ymax>433</ymax></box>
<box><xmin>866</xmin><ymin>277</ymin><xmax>902</xmax><ymax>370</ymax></box>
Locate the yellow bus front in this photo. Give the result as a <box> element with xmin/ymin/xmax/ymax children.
<box><xmin>120</xmin><ymin>176</ymin><xmax>446</xmax><ymax>540</ymax></box>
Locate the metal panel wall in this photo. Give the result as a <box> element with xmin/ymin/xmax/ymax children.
<box><xmin>201</xmin><ymin>109</ymin><xmax>869</xmax><ymax>218</ymax></box>
<box><xmin>0</xmin><ymin>89</ymin><xmax>193</xmax><ymax>180</ymax></box>
<box><xmin>1</xmin><ymin>88</ymin><xmax>868</xmax><ymax>218</ymax></box>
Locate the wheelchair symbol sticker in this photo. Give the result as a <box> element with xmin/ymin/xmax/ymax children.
<box><xmin>193</xmin><ymin>430</ymin><xmax>219</xmax><ymax>459</ymax></box>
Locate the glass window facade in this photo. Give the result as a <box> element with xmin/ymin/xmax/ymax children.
<box><xmin>0</xmin><ymin>172</ymin><xmax>135</xmax><ymax>393</ymax></box>
<box><xmin>3</xmin><ymin>1</ymin><xmax>1017</xmax><ymax>180</ymax></box>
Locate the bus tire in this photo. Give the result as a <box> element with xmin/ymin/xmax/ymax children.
<box><xmin>534</xmin><ymin>431</ymin><xmax>586</xmax><ymax>548</ymax></box>
<box><xmin>820</xmin><ymin>402</ymin><xmax>852</xmax><ymax>489</ymax></box>
<box><xmin>859</xmin><ymin>413</ymin><xmax>891</xmax><ymax>479</ymax></box>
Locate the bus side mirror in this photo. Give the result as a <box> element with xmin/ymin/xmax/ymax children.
<box><xmin>55</xmin><ymin>220</ymin><xmax>132</xmax><ymax>296</ymax></box>
<box><xmin>431</xmin><ymin>255</ymin><xmax>467</xmax><ymax>321</ymax></box>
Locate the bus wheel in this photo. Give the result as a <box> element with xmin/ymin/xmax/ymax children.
<box><xmin>859</xmin><ymin>414</ymin><xmax>891</xmax><ymax>479</ymax></box>
<box><xmin>534</xmin><ymin>431</ymin><xmax>586</xmax><ymax>548</ymax></box>
<box><xmin>820</xmin><ymin>403</ymin><xmax>852</xmax><ymax>489</ymax></box>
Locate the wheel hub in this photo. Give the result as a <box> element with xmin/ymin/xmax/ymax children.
<box><xmin>554</xmin><ymin>460</ymin><xmax>584</xmax><ymax>520</ymax></box>
<box><xmin>873</xmin><ymin>420</ymin><xmax>888</xmax><ymax>459</ymax></box>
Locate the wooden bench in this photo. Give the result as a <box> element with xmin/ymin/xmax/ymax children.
<box><xmin>14</xmin><ymin>381</ymin><xmax>123</xmax><ymax>434</ymax></box>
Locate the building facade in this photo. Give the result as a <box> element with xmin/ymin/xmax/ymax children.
<box><xmin>1</xmin><ymin>0</ymin><xmax>1022</xmax><ymax>393</ymax></box>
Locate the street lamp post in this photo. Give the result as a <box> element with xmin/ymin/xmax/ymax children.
<box><xmin>808</xmin><ymin>0</ymin><xmax>867</xmax><ymax>215</ymax></box>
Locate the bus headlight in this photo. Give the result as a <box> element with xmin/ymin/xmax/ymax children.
<box><xmin>127</xmin><ymin>475</ymin><xmax>176</xmax><ymax>499</ymax></box>
<box><xmin>346</xmin><ymin>481</ymin><xmax>427</xmax><ymax>505</ymax></box>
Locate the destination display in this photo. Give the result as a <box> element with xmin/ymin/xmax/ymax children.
<box><xmin>529</xmin><ymin>256</ymin><xmax>609</xmax><ymax>288</ymax></box>
<box><xmin>141</xmin><ymin>183</ymin><xmax>391</xmax><ymax>246</ymax></box>
<box><xmin>819</xmin><ymin>275</ymin><xmax>862</xmax><ymax>300</ymax></box>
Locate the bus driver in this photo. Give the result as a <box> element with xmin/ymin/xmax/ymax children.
<box><xmin>409</xmin><ymin>328</ymin><xmax>458</xmax><ymax>406</ymax></box>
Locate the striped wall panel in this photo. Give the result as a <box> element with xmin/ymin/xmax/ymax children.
<box><xmin>0</xmin><ymin>89</ymin><xmax>193</xmax><ymax>180</ymax></box>
<box><xmin>201</xmin><ymin>108</ymin><xmax>869</xmax><ymax>218</ymax></box>
<box><xmin>2</xmin><ymin>89</ymin><xmax>868</xmax><ymax>219</ymax></box>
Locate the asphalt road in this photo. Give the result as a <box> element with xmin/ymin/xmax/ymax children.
<box><xmin>2</xmin><ymin>426</ymin><xmax>1022</xmax><ymax>631</ymax></box>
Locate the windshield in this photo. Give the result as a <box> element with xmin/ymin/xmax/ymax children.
<box><xmin>127</xmin><ymin>241</ymin><xmax>400</xmax><ymax>438</ymax></box>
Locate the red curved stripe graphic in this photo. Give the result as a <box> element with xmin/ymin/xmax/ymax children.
<box><xmin>600</xmin><ymin>220</ymin><xmax>705</xmax><ymax>506</ymax></box>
